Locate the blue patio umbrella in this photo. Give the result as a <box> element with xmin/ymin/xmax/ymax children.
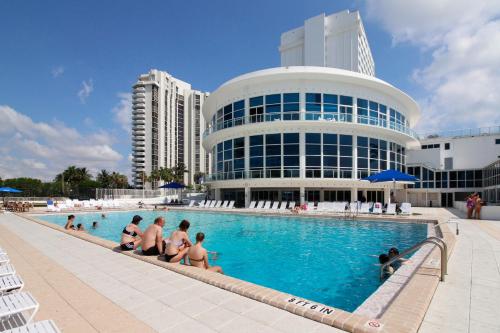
<box><xmin>362</xmin><ymin>170</ymin><xmax>418</xmax><ymax>203</ymax></box>
<box><xmin>158</xmin><ymin>182</ymin><xmax>185</xmax><ymax>189</ymax></box>
<box><xmin>0</xmin><ymin>187</ymin><xmax>22</xmax><ymax>193</ymax></box>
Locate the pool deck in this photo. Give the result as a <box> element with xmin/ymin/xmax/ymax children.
<box><xmin>0</xmin><ymin>207</ymin><xmax>499</xmax><ymax>332</ymax></box>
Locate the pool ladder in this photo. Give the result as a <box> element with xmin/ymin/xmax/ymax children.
<box><xmin>380</xmin><ymin>236</ymin><xmax>448</xmax><ymax>282</ymax></box>
<box><xmin>434</xmin><ymin>219</ymin><xmax>460</xmax><ymax>235</ymax></box>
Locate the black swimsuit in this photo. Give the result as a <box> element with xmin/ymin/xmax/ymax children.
<box><xmin>121</xmin><ymin>226</ymin><xmax>137</xmax><ymax>251</ymax></box>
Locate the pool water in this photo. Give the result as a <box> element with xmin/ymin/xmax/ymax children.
<box><xmin>39</xmin><ymin>210</ymin><xmax>427</xmax><ymax>312</ymax></box>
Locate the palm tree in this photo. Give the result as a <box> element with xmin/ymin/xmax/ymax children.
<box><xmin>172</xmin><ymin>163</ymin><xmax>188</xmax><ymax>183</ymax></box>
<box><xmin>110</xmin><ymin>172</ymin><xmax>128</xmax><ymax>189</ymax></box>
<box><xmin>138</xmin><ymin>171</ymin><xmax>148</xmax><ymax>189</ymax></box>
<box><xmin>159</xmin><ymin>167</ymin><xmax>174</xmax><ymax>184</ymax></box>
<box><xmin>97</xmin><ymin>169</ymin><xmax>111</xmax><ymax>188</ymax></box>
<box><xmin>149</xmin><ymin>169</ymin><xmax>161</xmax><ymax>188</ymax></box>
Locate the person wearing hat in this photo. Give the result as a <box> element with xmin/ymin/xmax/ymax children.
<box><xmin>120</xmin><ymin>215</ymin><xmax>144</xmax><ymax>251</ymax></box>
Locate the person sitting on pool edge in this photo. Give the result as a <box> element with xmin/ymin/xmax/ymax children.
<box><xmin>379</xmin><ymin>253</ymin><xmax>394</xmax><ymax>279</ymax></box>
<box><xmin>64</xmin><ymin>215</ymin><xmax>76</xmax><ymax>230</ymax></box>
<box><xmin>188</xmin><ymin>232</ymin><xmax>223</xmax><ymax>274</ymax></box>
<box><xmin>120</xmin><ymin>215</ymin><xmax>144</xmax><ymax>251</ymax></box>
<box><xmin>163</xmin><ymin>219</ymin><xmax>192</xmax><ymax>263</ymax></box>
<box><xmin>141</xmin><ymin>216</ymin><xmax>165</xmax><ymax>256</ymax></box>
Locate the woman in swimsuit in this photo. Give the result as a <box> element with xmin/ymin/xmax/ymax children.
<box><xmin>164</xmin><ymin>219</ymin><xmax>192</xmax><ymax>263</ymax></box>
<box><xmin>120</xmin><ymin>215</ymin><xmax>144</xmax><ymax>251</ymax></box>
<box><xmin>188</xmin><ymin>232</ymin><xmax>223</xmax><ymax>273</ymax></box>
<box><xmin>64</xmin><ymin>215</ymin><xmax>76</xmax><ymax>230</ymax></box>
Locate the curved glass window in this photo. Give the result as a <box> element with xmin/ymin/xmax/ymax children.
<box><xmin>208</xmin><ymin>93</ymin><xmax>415</xmax><ymax>139</ymax></box>
<box><xmin>214</xmin><ymin>137</ymin><xmax>245</xmax><ymax>179</ymax></box>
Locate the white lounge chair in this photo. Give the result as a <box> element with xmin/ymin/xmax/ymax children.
<box><xmin>401</xmin><ymin>202</ymin><xmax>412</xmax><ymax>215</ymax></box>
<box><xmin>278</xmin><ymin>202</ymin><xmax>288</xmax><ymax>211</ymax></box>
<box><xmin>332</xmin><ymin>202</ymin><xmax>347</xmax><ymax>213</ymax></box>
<box><xmin>270</xmin><ymin>201</ymin><xmax>279</xmax><ymax>210</ymax></box>
<box><xmin>248</xmin><ymin>201</ymin><xmax>256</xmax><ymax>209</ymax></box>
<box><xmin>209</xmin><ymin>201</ymin><xmax>217</xmax><ymax>208</ymax></box>
<box><xmin>0</xmin><ymin>264</ymin><xmax>15</xmax><ymax>278</ymax></box>
<box><xmin>0</xmin><ymin>292</ymin><xmax>39</xmax><ymax>327</ymax></box>
<box><xmin>82</xmin><ymin>201</ymin><xmax>91</xmax><ymax>209</ymax></box>
<box><xmin>372</xmin><ymin>202</ymin><xmax>383</xmax><ymax>214</ymax></box>
<box><xmin>289</xmin><ymin>201</ymin><xmax>296</xmax><ymax>209</ymax></box>
<box><xmin>256</xmin><ymin>201</ymin><xmax>265</xmax><ymax>209</ymax></box>
<box><xmin>227</xmin><ymin>201</ymin><xmax>235</xmax><ymax>209</ymax></box>
<box><xmin>215</xmin><ymin>201</ymin><xmax>223</xmax><ymax>208</ymax></box>
<box><xmin>386</xmin><ymin>203</ymin><xmax>396</xmax><ymax>215</ymax></box>
<box><xmin>0</xmin><ymin>275</ymin><xmax>24</xmax><ymax>295</ymax></box>
<box><xmin>0</xmin><ymin>254</ymin><xmax>9</xmax><ymax>265</ymax></box>
<box><xmin>188</xmin><ymin>200</ymin><xmax>195</xmax><ymax>207</ymax></box>
<box><xmin>263</xmin><ymin>201</ymin><xmax>271</xmax><ymax>209</ymax></box>
<box><xmin>202</xmin><ymin>200</ymin><xmax>211</xmax><ymax>208</ymax></box>
<box><xmin>359</xmin><ymin>202</ymin><xmax>371</xmax><ymax>214</ymax></box>
<box><xmin>198</xmin><ymin>200</ymin><xmax>207</xmax><ymax>208</ymax></box>
<box><xmin>306</xmin><ymin>202</ymin><xmax>315</xmax><ymax>211</ymax></box>
<box><xmin>2</xmin><ymin>320</ymin><xmax>60</xmax><ymax>333</ymax></box>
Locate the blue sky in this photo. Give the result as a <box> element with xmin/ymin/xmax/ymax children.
<box><xmin>0</xmin><ymin>0</ymin><xmax>498</xmax><ymax>180</ymax></box>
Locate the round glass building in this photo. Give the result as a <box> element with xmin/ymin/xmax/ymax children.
<box><xmin>202</xmin><ymin>66</ymin><xmax>420</xmax><ymax>207</ymax></box>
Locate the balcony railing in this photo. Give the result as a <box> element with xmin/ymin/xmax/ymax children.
<box><xmin>203</xmin><ymin>113</ymin><xmax>419</xmax><ymax>140</ymax></box>
<box><xmin>205</xmin><ymin>168</ymin><xmax>361</xmax><ymax>182</ymax></box>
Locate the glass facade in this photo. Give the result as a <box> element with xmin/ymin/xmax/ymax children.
<box><xmin>209</xmin><ymin>133</ymin><xmax>406</xmax><ymax>181</ymax></box>
<box><xmin>208</xmin><ymin>92</ymin><xmax>414</xmax><ymax>138</ymax></box>
<box><xmin>407</xmin><ymin>166</ymin><xmax>482</xmax><ymax>189</ymax></box>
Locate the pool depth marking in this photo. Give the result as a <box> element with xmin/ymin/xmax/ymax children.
<box><xmin>285</xmin><ymin>297</ymin><xmax>335</xmax><ymax>315</ymax></box>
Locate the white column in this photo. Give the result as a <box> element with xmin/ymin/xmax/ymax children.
<box><xmin>245</xmin><ymin>186</ymin><xmax>251</xmax><ymax>208</ymax></box>
<box><xmin>351</xmin><ymin>187</ymin><xmax>358</xmax><ymax>202</ymax></box>
<box><xmin>353</xmin><ymin>135</ymin><xmax>358</xmax><ymax>179</ymax></box>
<box><xmin>215</xmin><ymin>188</ymin><xmax>221</xmax><ymax>201</ymax></box>
<box><xmin>384</xmin><ymin>187</ymin><xmax>390</xmax><ymax>205</ymax></box>
<box><xmin>299</xmin><ymin>132</ymin><xmax>306</xmax><ymax>179</ymax></box>
<box><xmin>319</xmin><ymin>190</ymin><xmax>325</xmax><ymax>202</ymax></box>
<box><xmin>244</xmin><ymin>136</ymin><xmax>250</xmax><ymax>178</ymax></box>
<box><xmin>300</xmin><ymin>187</ymin><xmax>305</xmax><ymax>205</ymax></box>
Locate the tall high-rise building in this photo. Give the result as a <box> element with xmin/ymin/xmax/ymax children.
<box><xmin>131</xmin><ymin>69</ymin><xmax>209</xmax><ymax>189</ymax></box>
<box><xmin>279</xmin><ymin>10</ymin><xmax>375</xmax><ymax>76</ymax></box>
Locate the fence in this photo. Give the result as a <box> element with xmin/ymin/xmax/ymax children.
<box><xmin>95</xmin><ymin>188</ymin><xmax>183</xmax><ymax>200</ymax></box>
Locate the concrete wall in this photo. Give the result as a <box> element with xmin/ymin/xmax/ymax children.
<box><xmin>454</xmin><ymin>201</ymin><xmax>500</xmax><ymax>220</ymax></box>
<box><xmin>408</xmin><ymin>134</ymin><xmax>500</xmax><ymax>170</ymax></box>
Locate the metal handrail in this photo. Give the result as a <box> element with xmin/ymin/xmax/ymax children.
<box><xmin>380</xmin><ymin>237</ymin><xmax>448</xmax><ymax>282</ymax></box>
<box><xmin>435</xmin><ymin>220</ymin><xmax>460</xmax><ymax>236</ymax></box>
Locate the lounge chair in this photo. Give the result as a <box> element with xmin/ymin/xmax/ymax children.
<box><xmin>270</xmin><ymin>201</ymin><xmax>279</xmax><ymax>210</ymax></box>
<box><xmin>209</xmin><ymin>200</ymin><xmax>218</xmax><ymax>208</ymax></box>
<box><xmin>187</xmin><ymin>200</ymin><xmax>195</xmax><ymax>207</ymax></box>
<box><xmin>256</xmin><ymin>201</ymin><xmax>265</xmax><ymax>209</ymax></box>
<box><xmin>198</xmin><ymin>200</ymin><xmax>207</xmax><ymax>208</ymax></box>
<box><xmin>400</xmin><ymin>202</ymin><xmax>412</xmax><ymax>215</ymax></box>
<box><xmin>263</xmin><ymin>201</ymin><xmax>272</xmax><ymax>209</ymax></box>
<box><xmin>0</xmin><ymin>264</ymin><xmax>15</xmax><ymax>278</ymax></box>
<box><xmin>0</xmin><ymin>292</ymin><xmax>39</xmax><ymax>328</ymax></box>
<box><xmin>349</xmin><ymin>202</ymin><xmax>359</xmax><ymax>215</ymax></box>
<box><xmin>288</xmin><ymin>201</ymin><xmax>296</xmax><ymax>209</ymax></box>
<box><xmin>2</xmin><ymin>320</ymin><xmax>60</xmax><ymax>333</ymax></box>
<box><xmin>278</xmin><ymin>202</ymin><xmax>288</xmax><ymax>211</ymax></box>
<box><xmin>0</xmin><ymin>254</ymin><xmax>10</xmax><ymax>265</ymax></box>
<box><xmin>215</xmin><ymin>201</ymin><xmax>223</xmax><ymax>208</ymax></box>
<box><xmin>386</xmin><ymin>203</ymin><xmax>396</xmax><ymax>215</ymax></box>
<box><xmin>372</xmin><ymin>202</ymin><xmax>383</xmax><ymax>214</ymax></box>
<box><xmin>248</xmin><ymin>201</ymin><xmax>256</xmax><ymax>209</ymax></box>
<box><xmin>227</xmin><ymin>201</ymin><xmax>235</xmax><ymax>209</ymax></box>
<box><xmin>359</xmin><ymin>202</ymin><xmax>371</xmax><ymax>214</ymax></box>
<box><xmin>0</xmin><ymin>275</ymin><xmax>24</xmax><ymax>295</ymax></box>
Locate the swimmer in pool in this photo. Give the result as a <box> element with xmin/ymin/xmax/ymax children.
<box><xmin>188</xmin><ymin>232</ymin><xmax>223</xmax><ymax>274</ymax></box>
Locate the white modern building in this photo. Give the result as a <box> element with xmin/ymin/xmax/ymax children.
<box><xmin>279</xmin><ymin>10</ymin><xmax>375</xmax><ymax>76</ymax></box>
<box><xmin>201</xmin><ymin>10</ymin><xmax>500</xmax><ymax>208</ymax></box>
<box><xmin>405</xmin><ymin>128</ymin><xmax>500</xmax><ymax>207</ymax></box>
<box><xmin>202</xmin><ymin>66</ymin><xmax>419</xmax><ymax>207</ymax></box>
<box><xmin>131</xmin><ymin>69</ymin><xmax>210</xmax><ymax>188</ymax></box>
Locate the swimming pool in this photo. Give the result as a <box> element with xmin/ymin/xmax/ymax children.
<box><xmin>38</xmin><ymin>210</ymin><xmax>427</xmax><ymax>312</ymax></box>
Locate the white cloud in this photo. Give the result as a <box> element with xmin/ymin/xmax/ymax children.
<box><xmin>77</xmin><ymin>79</ymin><xmax>94</xmax><ymax>104</ymax></box>
<box><xmin>366</xmin><ymin>0</ymin><xmax>500</xmax><ymax>132</ymax></box>
<box><xmin>51</xmin><ymin>66</ymin><xmax>65</xmax><ymax>78</ymax></box>
<box><xmin>0</xmin><ymin>105</ymin><xmax>124</xmax><ymax>180</ymax></box>
<box><xmin>112</xmin><ymin>93</ymin><xmax>132</xmax><ymax>133</ymax></box>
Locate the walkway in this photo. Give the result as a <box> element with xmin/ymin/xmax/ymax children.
<box><xmin>419</xmin><ymin>209</ymin><xmax>500</xmax><ymax>333</ymax></box>
<box><xmin>0</xmin><ymin>213</ymin><xmax>341</xmax><ymax>333</ymax></box>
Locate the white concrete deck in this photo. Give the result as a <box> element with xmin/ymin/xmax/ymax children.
<box><xmin>0</xmin><ymin>213</ymin><xmax>342</xmax><ymax>333</ymax></box>
<box><xmin>419</xmin><ymin>209</ymin><xmax>500</xmax><ymax>333</ymax></box>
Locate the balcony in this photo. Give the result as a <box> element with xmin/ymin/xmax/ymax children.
<box><xmin>133</xmin><ymin>103</ymin><xmax>145</xmax><ymax>110</ymax></box>
<box><xmin>133</xmin><ymin>92</ymin><xmax>146</xmax><ymax>99</ymax></box>
<box><xmin>133</xmin><ymin>119</ymin><xmax>146</xmax><ymax>125</ymax></box>
<box><xmin>133</xmin><ymin>98</ymin><xmax>146</xmax><ymax>105</ymax></box>
<box><xmin>203</xmin><ymin>113</ymin><xmax>419</xmax><ymax>141</ymax></box>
